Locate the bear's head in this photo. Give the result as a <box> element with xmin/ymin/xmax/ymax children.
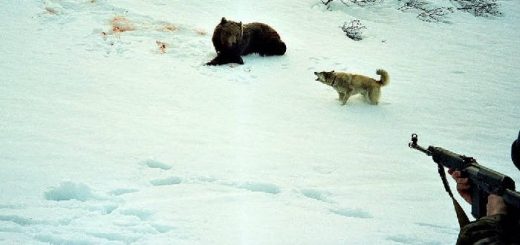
<box><xmin>217</xmin><ymin>17</ymin><xmax>243</xmax><ymax>48</ymax></box>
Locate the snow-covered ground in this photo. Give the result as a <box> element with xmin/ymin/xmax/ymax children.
<box><xmin>1</xmin><ymin>0</ymin><xmax>519</xmax><ymax>244</ymax></box>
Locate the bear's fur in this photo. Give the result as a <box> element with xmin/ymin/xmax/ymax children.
<box><xmin>206</xmin><ymin>17</ymin><xmax>286</xmax><ymax>65</ymax></box>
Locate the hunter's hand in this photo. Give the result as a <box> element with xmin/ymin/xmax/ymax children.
<box><xmin>487</xmin><ymin>194</ymin><xmax>507</xmax><ymax>216</ymax></box>
<box><xmin>448</xmin><ymin>169</ymin><xmax>472</xmax><ymax>204</ymax></box>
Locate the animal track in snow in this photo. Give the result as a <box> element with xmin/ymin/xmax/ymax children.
<box><xmin>415</xmin><ymin>222</ymin><xmax>458</xmax><ymax>233</ymax></box>
<box><xmin>119</xmin><ymin>208</ymin><xmax>153</xmax><ymax>221</ymax></box>
<box><xmin>142</xmin><ymin>159</ymin><xmax>172</xmax><ymax>170</ymax></box>
<box><xmin>386</xmin><ymin>235</ymin><xmax>430</xmax><ymax>244</ymax></box>
<box><xmin>0</xmin><ymin>215</ymin><xmax>43</xmax><ymax>226</ymax></box>
<box><xmin>300</xmin><ymin>188</ymin><xmax>332</xmax><ymax>202</ymax></box>
<box><xmin>330</xmin><ymin>207</ymin><xmax>372</xmax><ymax>219</ymax></box>
<box><xmin>226</xmin><ymin>181</ymin><xmax>281</xmax><ymax>194</ymax></box>
<box><xmin>151</xmin><ymin>223</ymin><xmax>175</xmax><ymax>233</ymax></box>
<box><xmin>44</xmin><ymin>181</ymin><xmax>94</xmax><ymax>202</ymax></box>
<box><xmin>0</xmin><ymin>204</ymin><xmax>24</xmax><ymax>209</ymax></box>
<box><xmin>150</xmin><ymin>176</ymin><xmax>182</xmax><ymax>186</ymax></box>
<box><xmin>108</xmin><ymin>188</ymin><xmax>139</xmax><ymax>196</ymax></box>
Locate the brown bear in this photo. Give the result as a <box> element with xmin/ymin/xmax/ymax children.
<box><xmin>206</xmin><ymin>17</ymin><xmax>286</xmax><ymax>66</ymax></box>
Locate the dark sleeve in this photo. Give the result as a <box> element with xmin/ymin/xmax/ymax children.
<box><xmin>456</xmin><ymin>214</ymin><xmax>519</xmax><ymax>245</ymax></box>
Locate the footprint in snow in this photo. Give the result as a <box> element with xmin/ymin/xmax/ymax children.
<box><xmin>330</xmin><ymin>207</ymin><xmax>373</xmax><ymax>219</ymax></box>
<box><xmin>108</xmin><ymin>188</ymin><xmax>139</xmax><ymax>196</ymax></box>
<box><xmin>300</xmin><ymin>188</ymin><xmax>332</xmax><ymax>203</ymax></box>
<box><xmin>386</xmin><ymin>235</ymin><xmax>430</xmax><ymax>244</ymax></box>
<box><xmin>44</xmin><ymin>181</ymin><xmax>95</xmax><ymax>202</ymax></box>
<box><xmin>226</xmin><ymin>181</ymin><xmax>281</xmax><ymax>194</ymax></box>
<box><xmin>0</xmin><ymin>214</ymin><xmax>44</xmax><ymax>226</ymax></box>
<box><xmin>150</xmin><ymin>176</ymin><xmax>182</xmax><ymax>186</ymax></box>
<box><xmin>119</xmin><ymin>208</ymin><xmax>153</xmax><ymax>221</ymax></box>
<box><xmin>415</xmin><ymin>222</ymin><xmax>458</xmax><ymax>233</ymax></box>
<box><xmin>141</xmin><ymin>159</ymin><xmax>172</xmax><ymax>170</ymax></box>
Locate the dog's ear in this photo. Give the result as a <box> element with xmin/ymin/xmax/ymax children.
<box><xmin>331</xmin><ymin>70</ymin><xmax>335</xmax><ymax>73</ymax></box>
<box><xmin>221</xmin><ymin>17</ymin><xmax>227</xmax><ymax>24</ymax></box>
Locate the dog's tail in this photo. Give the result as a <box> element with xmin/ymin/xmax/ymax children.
<box><xmin>376</xmin><ymin>69</ymin><xmax>389</xmax><ymax>86</ymax></box>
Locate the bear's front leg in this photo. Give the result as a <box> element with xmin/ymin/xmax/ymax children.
<box><xmin>229</xmin><ymin>55</ymin><xmax>244</xmax><ymax>65</ymax></box>
<box><xmin>206</xmin><ymin>57</ymin><xmax>219</xmax><ymax>66</ymax></box>
<box><xmin>206</xmin><ymin>54</ymin><xmax>244</xmax><ymax>66</ymax></box>
<box><xmin>206</xmin><ymin>54</ymin><xmax>221</xmax><ymax>66</ymax></box>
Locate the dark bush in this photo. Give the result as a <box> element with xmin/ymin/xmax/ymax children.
<box><xmin>399</xmin><ymin>0</ymin><xmax>455</xmax><ymax>23</ymax></box>
<box><xmin>450</xmin><ymin>0</ymin><xmax>502</xmax><ymax>17</ymax></box>
<box><xmin>321</xmin><ymin>0</ymin><xmax>383</xmax><ymax>8</ymax></box>
<box><xmin>341</xmin><ymin>19</ymin><xmax>366</xmax><ymax>41</ymax></box>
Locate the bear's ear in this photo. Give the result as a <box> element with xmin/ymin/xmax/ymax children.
<box><xmin>221</xmin><ymin>17</ymin><xmax>227</xmax><ymax>24</ymax></box>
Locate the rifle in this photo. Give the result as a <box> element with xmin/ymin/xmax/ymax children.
<box><xmin>408</xmin><ymin>133</ymin><xmax>520</xmax><ymax>225</ymax></box>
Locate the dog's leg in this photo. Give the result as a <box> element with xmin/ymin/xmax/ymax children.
<box><xmin>361</xmin><ymin>91</ymin><xmax>369</xmax><ymax>102</ymax></box>
<box><xmin>340</xmin><ymin>88</ymin><xmax>354</xmax><ymax>105</ymax></box>
<box><xmin>338</xmin><ymin>92</ymin><xmax>345</xmax><ymax>100</ymax></box>
<box><xmin>341</xmin><ymin>92</ymin><xmax>352</xmax><ymax>105</ymax></box>
<box><xmin>368</xmin><ymin>88</ymin><xmax>380</xmax><ymax>105</ymax></box>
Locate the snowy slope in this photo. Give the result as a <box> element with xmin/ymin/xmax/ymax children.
<box><xmin>1</xmin><ymin>0</ymin><xmax>519</xmax><ymax>244</ymax></box>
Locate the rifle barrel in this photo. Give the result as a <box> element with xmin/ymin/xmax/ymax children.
<box><xmin>409</xmin><ymin>133</ymin><xmax>432</xmax><ymax>156</ymax></box>
<box><xmin>503</xmin><ymin>189</ymin><xmax>520</xmax><ymax>209</ymax></box>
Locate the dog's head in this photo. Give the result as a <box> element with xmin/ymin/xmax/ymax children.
<box><xmin>313</xmin><ymin>71</ymin><xmax>335</xmax><ymax>86</ymax></box>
